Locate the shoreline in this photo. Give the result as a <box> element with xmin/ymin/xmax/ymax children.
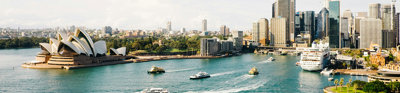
<box><xmin>21</xmin><ymin>55</ymin><xmax>225</xmax><ymax>70</ymax></box>
<box><xmin>334</xmin><ymin>69</ymin><xmax>377</xmax><ymax>76</ymax></box>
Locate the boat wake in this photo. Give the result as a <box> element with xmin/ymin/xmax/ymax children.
<box><xmin>224</xmin><ymin>74</ymin><xmax>253</xmax><ymax>85</ymax></box>
<box><xmin>257</xmin><ymin>60</ymin><xmax>272</xmax><ymax>64</ymax></box>
<box><xmin>187</xmin><ymin>79</ymin><xmax>268</xmax><ymax>93</ymax></box>
<box><xmin>210</xmin><ymin>71</ymin><xmax>238</xmax><ymax>77</ymax></box>
<box><xmin>166</xmin><ymin>68</ymin><xmax>198</xmax><ymax>73</ymax></box>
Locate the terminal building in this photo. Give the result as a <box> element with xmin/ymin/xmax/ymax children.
<box><xmin>36</xmin><ymin>29</ymin><xmax>128</xmax><ymax>65</ymax></box>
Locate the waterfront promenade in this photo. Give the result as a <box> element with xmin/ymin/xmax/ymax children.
<box><xmin>21</xmin><ymin>55</ymin><xmax>224</xmax><ymax>69</ymax></box>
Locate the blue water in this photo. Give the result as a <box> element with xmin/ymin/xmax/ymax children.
<box><xmin>0</xmin><ymin>48</ymin><xmax>367</xmax><ymax>93</ymax></box>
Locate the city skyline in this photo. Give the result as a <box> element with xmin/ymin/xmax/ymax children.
<box><xmin>0</xmin><ymin>0</ymin><xmax>398</xmax><ymax>31</ymax></box>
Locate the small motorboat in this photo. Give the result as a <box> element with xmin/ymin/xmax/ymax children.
<box><xmin>190</xmin><ymin>72</ymin><xmax>210</xmax><ymax>79</ymax></box>
<box><xmin>320</xmin><ymin>68</ymin><xmax>333</xmax><ymax>76</ymax></box>
<box><xmin>140</xmin><ymin>88</ymin><xmax>169</xmax><ymax>93</ymax></box>
<box><xmin>328</xmin><ymin>77</ymin><xmax>334</xmax><ymax>81</ymax></box>
<box><xmin>267</xmin><ymin>57</ymin><xmax>275</xmax><ymax>62</ymax></box>
<box><xmin>147</xmin><ymin>66</ymin><xmax>165</xmax><ymax>73</ymax></box>
<box><xmin>295</xmin><ymin>62</ymin><xmax>300</xmax><ymax>66</ymax></box>
<box><xmin>249</xmin><ymin>67</ymin><xmax>259</xmax><ymax>75</ymax></box>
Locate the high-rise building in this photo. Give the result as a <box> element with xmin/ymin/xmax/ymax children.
<box><xmin>303</xmin><ymin>11</ymin><xmax>315</xmax><ymax>43</ymax></box>
<box><xmin>271</xmin><ymin>18</ymin><xmax>289</xmax><ymax>47</ymax></box>
<box><xmin>328</xmin><ymin>0</ymin><xmax>340</xmax><ymax>48</ymax></box>
<box><xmin>316</xmin><ymin>8</ymin><xmax>329</xmax><ymax>39</ymax></box>
<box><xmin>381</xmin><ymin>4</ymin><xmax>396</xmax><ymax>48</ymax></box>
<box><xmin>360</xmin><ymin>18</ymin><xmax>382</xmax><ymax>49</ymax></box>
<box><xmin>381</xmin><ymin>4</ymin><xmax>395</xmax><ymax>30</ymax></box>
<box><xmin>200</xmin><ymin>38</ymin><xmax>219</xmax><ymax>56</ymax></box>
<box><xmin>274</xmin><ymin>0</ymin><xmax>295</xmax><ymax>45</ymax></box>
<box><xmin>102</xmin><ymin>26</ymin><xmax>112</xmax><ymax>35</ymax></box>
<box><xmin>369</xmin><ymin>3</ymin><xmax>381</xmax><ymax>19</ymax></box>
<box><xmin>252</xmin><ymin>22</ymin><xmax>260</xmax><ymax>44</ymax></box>
<box><xmin>340</xmin><ymin>17</ymin><xmax>350</xmax><ymax>48</ymax></box>
<box><xmin>220</xmin><ymin>25</ymin><xmax>229</xmax><ymax>36</ymax></box>
<box><xmin>354</xmin><ymin>17</ymin><xmax>365</xmax><ymax>48</ymax></box>
<box><xmin>395</xmin><ymin>13</ymin><xmax>400</xmax><ymax>45</ymax></box>
<box><xmin>202</xmin><ymin>19</ymin><xmax>207</xmax><ymax>32</ymax></box>
<box><xmin>232</xmin><ymin>31</ymin><xmax>243</xmax><ymax>51</ymax></box>
<box><xmin>167</xmin><ymin>21</ymin><xmax>172</xmax><ymax>32</ymax></box>
<box><xmin>258</xmin><ymin>18</ymin><xmax>269</xmax><ymax>46</ymax></box>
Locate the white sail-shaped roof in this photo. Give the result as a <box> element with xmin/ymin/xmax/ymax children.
<box><xmin>116</xmin><ymin>47</ymin><xmax>126</xmax><ymax>56</ymax></box>
<box><xmin>58</xmin><ymin>40</ymin><xmax>82</xmax><ymax>54</ymax></box>
<box><xmin>49</xmin><ymin>38</ymin><xmax>60</xmax><ymax>54</ymax></box>
<box><xmin>68</xmin><ymin>36</ymin><xmax>93</xmax><ymax>56</ymax></box>
<box><xmin>94</xmin><ymin>41</ymin><xmax>107</xmax><ymax>55</ymax></box>
<box><xmin>39</xmin><ymin>43</ymin><xmax>52</xmax><ymax>53</ymax></box>
<box><xmin>71</xmin><ymin>41</ymin><xmax>87</xmax><ymax>56</ymax></box>
<box><xmin>110</xmin><ymin>48</ymin><xmax>119</xmax><ymax>55</ymax></box>
<box><xmin>57</xmin><ymin>31</ymin><xmax>68</xmax><ymax>41</ymax></box>
<box><xmin>74</xmin><ymin>29</ymin><xmax>96</xmax><ymax>57</ymax></box>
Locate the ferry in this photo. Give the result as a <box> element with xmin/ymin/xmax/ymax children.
<box><xmin>140</xmin><ymin>88</ymin><xmax>169</xmax><ymax>93</ymax></box>
<box><xmin>190</xmin><ymin>72</ymin><xmax>210</xmax><ymax>79</ymax></box>
<box><xmin>147</xmin><ymin>66</ymin><xmax>165</xmax><ymax>73</ymax></box>
<box><xmin>267</xmin><ymin>57</ymin><xmax>275</xmax><ymax>62</ymax></box>
<box><xmin>249</xmin><ymin>67</ymin><xmax>259</xmax><ymax>75</ymax></box>
<box><xmin>299</xmin><ymin>41</ymin><xmax>330</xmax><ymax>71</ymax></box>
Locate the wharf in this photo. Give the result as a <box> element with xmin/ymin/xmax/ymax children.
<box><xmin>334</xmin><ymin>69</ymin><xmax>377</xmax><ymax>76</ymax></box>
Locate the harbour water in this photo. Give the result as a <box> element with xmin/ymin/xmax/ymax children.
<box><xmin>0</xmin><ymin>48</ymin><xmax>367</xmax><ymax>93</ymax></box>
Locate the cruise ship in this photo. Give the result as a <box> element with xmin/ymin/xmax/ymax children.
<box><xmin>299</xmin><ymin>41</ymin><xmax>330</xmax><ymax>71</ymax></box>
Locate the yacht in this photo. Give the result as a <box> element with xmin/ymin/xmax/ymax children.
<box><xmin>267</xmin><ymin>57</ymin><xmax>275</xmax><ymax>62</ymax></box>
<box><xmin>249</xmin><ymin>67</ymin><xmax>259</xmax><ymax>75</ymax></box>
<box><xmin>140</xmin><ymin>88</ymin><xmax>169</xmax><ymax>93</ymax></box>
<box><xmin>299</xmin><ymin>41</ymin><xmax>330</xmax><ymax>71</ymax></box>
<box><xmin>190</xmin><ymin>72</ymin><xmax>210</xmax><ymax>79</ymax></box>
<box><xmin>147</xmin><ymin>66</ymin><xmax>165</xmax><ymax>73</ymax></box>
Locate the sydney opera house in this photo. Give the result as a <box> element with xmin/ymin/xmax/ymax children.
<box><xmin>34</xmin><ymin>29</ymin><xmax>129</xmax><ymax>66</ymax></box>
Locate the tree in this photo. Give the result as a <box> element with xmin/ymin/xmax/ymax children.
<box><xmin>387</xmin><ymin>82</ymin><xmax>400</xmax><ymax>92</ymax></box>
<box><xmin>347</xmin><ymin>78</ymin><xmax>352</xmax><ymax>93</ymax></box>
<box><xmin>339</xmin><ymin>78</ymin><xmax>344</xmax><ymax>91</ymax></box>
<box><xmin>131</xmin><ymin>42</ymin><xmax>141</xmax><ymax>51</ymax></box>
<box><xmin>363</xmin><ymin>80</ymin><xmax>388</xmax><ymax>92</ymax></box>
<box><xmin>353</xmin><ymin>83</ymin><xmax>358</xmax><ymax>93</ymax></box>
<box><xmin>334</xmin><ymin>79</ymin><xmax>339</xmax><ymax>89</ymax></box>
<box><xmin>351</xmin><ymin>80</ymin><xmax>367</xmax><ymax>90</ymax></box>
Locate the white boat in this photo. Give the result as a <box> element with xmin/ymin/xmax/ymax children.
<box><xmin>328</xmin><ymin>77</ymin><xmax>334</xmax><ymax>81</ymax></box>
<box><xmin>190</xmin><ymin>72</ymin><xmax>210</xmax><ymax>79</ymax></box>
<box><xmin>299</xmin><ymin>41</ymin><xmax>330</xmax><ymax>71</ymax></box>
<box><xmin>267</xmin><ymin>57</ymin><xmax>275</xmax><ymax>62</ymax></box>
<box><xmin>140</xmin><ymin>88</ymin><xmax>169</xmax><ymax>93</ymax></box>
<box><xmin>320</xmin><ymin>68</ymin><xmax>334</xmax><ymax>75</ymax></box>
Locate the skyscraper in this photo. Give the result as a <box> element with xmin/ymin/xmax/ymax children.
<box><xmin>220</xmin><ymin>25</ymin><xmax>229</xmax><ymax>36</ymax></box>
<box><xmin>202</xmin><ymin>19</ymin><xmax>207</xmax><ymax>32</ymax></box>
<box><xmin>328</xmin><ymin>0</ymin><xmax>340</xmax><ymax>48</ymax></box>
<box><xmin>271</xmin><ymin>18</ymin><xmax>289</xmax><ymax>47</ymax></box>
<box><xmin>167</xmin><ymin>21</ymin><xmax>172</xmax><ymax>32</ymax></box>
<box><xmin>274</xmin><ymin>0</ymin><xmax>295</xmax><ymax>45</ymax></box>
<box><xmin>316</xmin><ymin>8</ymin><xmax>329</xmax><ymax>39</ymax></box>
<box><xmin>303</xmin><ymin>11</ymin><xmax>315</xmax><ymax>43</ymax></box>
<box><xmin>252</xmin><ymin>22</ymin><xmax>260</xmax><ymax>44</ymax></box>
<box><xmin>381</xmin><ymin>4</ymin><xmax>396</xmax><ymax>48</ymax></box>
<box><xmin>102</xmin><ymin>26</ymin><xmax>112</xmax><ymax>35</ymax></box>
<box><xmin>369</xmin><ymin>3</ymin><xmax>381</xmax><ymax>19</ymax></box>
<box><xmin>395</xmin><ymin>13</ymin><xmax>400</xmax><ymax>45</ymax></box>
<box><xmin>360</xmin><ymin>18</ymin><xmax>383</xmax><ymax>49</ymax></box>
<box><xmin>258</xmin><ymin>18</ymin><xmax>269</xmax><ymax>46</ymax></box>
<box><xmin>381</xmin><ymin>4</ymin><xmax>395</xmax><ymax>30</ymax></box>
<box><xmin>340</xmin><ymin>17</ymin><xmax>350</xmax><ymax>48</ymax></box>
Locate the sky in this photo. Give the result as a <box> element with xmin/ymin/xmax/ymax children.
<box><xmin>0</xmin><ymin>0</ymin><xmax>399</xmax><ymax>31</ymax></box>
